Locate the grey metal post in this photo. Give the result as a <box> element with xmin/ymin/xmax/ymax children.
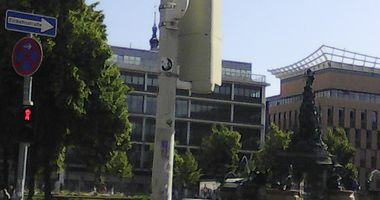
<box><xmin>15</xmin><ymin>143</ymin><xmax>29</xmax><ymax>200</ymax></box>
<box><xmin>16</xmin><ymin>76</ymin><xmax>33</xmax><ymax>200</ymax></box>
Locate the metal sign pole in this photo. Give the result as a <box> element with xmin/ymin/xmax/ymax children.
<box><xmin>15</xmin><ymin>142</ymin><xmax>29</xmax><ymax>200</ymax></box>
<box><xmin>23</xmin><ymin>76</ymin><xmax>33</xmax><ymax>106</ymax></box>
<box><xmin>16</xmin><ymin>75</ymin><xmax>33</xmax><ymax>200</ymax></box>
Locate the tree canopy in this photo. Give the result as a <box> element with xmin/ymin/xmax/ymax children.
<box><xmin>199</xmin><ymin>124</ymin><xmax>241</xmax><ymax>179</ymax></box>
<box><xmin>254</xmin><ymin>123</ymin><xmax>292</xmax><ymax>182</ymax></box>
<box><xmin>0</xmin><ymin>1</ymin><xmax>132</xmax><ymax>199</ymax></box>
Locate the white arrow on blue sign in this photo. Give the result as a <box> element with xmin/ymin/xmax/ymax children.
<box><xmin>5</xmin><ymin>10</ymin><xmax>57</xmax><ymax>37</ymax></box>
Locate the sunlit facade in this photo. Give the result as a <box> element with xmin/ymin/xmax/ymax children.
<box><xmin>267</xmin><ymin>45</ymin><xmax>380</xmax><ymax>190</ymax></box>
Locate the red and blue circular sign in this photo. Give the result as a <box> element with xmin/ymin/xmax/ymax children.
<box><xmin>12</xmin><ymin>37</ymin><xmax>43</xmax><ymax>76</ymax></box>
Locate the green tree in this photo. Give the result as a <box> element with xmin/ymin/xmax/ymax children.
<box><xmin>0</xmin><ymin>1</ymin><xmax>132</xmax><ymax>199</ymax></box>
<box><xmin>199</xmin><ymin>124</ymin><xmax>241</xmax><ymax>179</ymax></box>
<box><xmin>324</xmin><ymin>128</ymin><xmax>357</xmax><ymax>187</ymax></box>
<box><xmin>174</xmin><ymin>150</ymin><xmax>201</xmax><ymax>197</ymax></box>
<box><xmin>69</xmin><ymin>62</ymin><xmax>132</xmax><ymax>186</ymax></box>
<box><xmin>254</xmin><ymin>123</ymin><xmax>291</xmax><ymax>182</ymax></box>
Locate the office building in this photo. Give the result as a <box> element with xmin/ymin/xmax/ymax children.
<box><xmin>267</xmin><ymin>45</ymin><xmax>380</xmax><ymax>189</ymax></box>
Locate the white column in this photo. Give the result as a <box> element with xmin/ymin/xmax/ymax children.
<box><xmin>151</xmin><ymin>1</ymin><xmax>184</xmax><ymax>199</ymax></box>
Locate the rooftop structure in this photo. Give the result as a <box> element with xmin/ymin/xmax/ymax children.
<box><xmin>269</xmin><ymin>45</ymin><xmax>380</xmax><ymax>79</ymax></box>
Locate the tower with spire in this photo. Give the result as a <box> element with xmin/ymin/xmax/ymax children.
<box><xmin>149</xmin><ymin>10</ymin><xmax>159</xmax><ymax>51</ymax></box>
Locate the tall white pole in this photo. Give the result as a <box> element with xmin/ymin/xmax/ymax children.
<box><xmin>151</xmin><ymin>1</ymin><xmax>184</xmax><ymax>199</ymax></box>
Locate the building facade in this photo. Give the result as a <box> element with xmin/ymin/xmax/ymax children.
<box><xmin>110</xmin><ymin>45</ymin><xmax>268</xmax><ymax>176</ymax></box>
<box><xmin>267</xmin><ymin>45</ymin><xmax>380</xmax><ymax>189</ymax></box>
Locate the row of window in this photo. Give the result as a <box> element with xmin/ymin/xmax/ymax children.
<box><xmin>111</xmin><ymin>54</ymin><xmax>142</xmax><ymax>66</ymax></box>
<box><xmin>269</xmin><ymin>110</ymin><xmax>299</xmax><ymax>131</ymax></box>
<box><xmin>121</xmin><ymin>72</ymin><xmax>263</xmax><ymax>102</ymax></box>
<box><xmin>327</xmin><ymin>107</ymin><xmax>377</xmax><ymax>130</ymax></box>
<box><xmin>270</xmin><ymin>89</ymin><xmax>380</xmax><ymax>106</ymax></box>
<box><xmin>127</xmin><ymin>94</ymin><xmax>262</xmax><ymax>124</ymax></box>
<box><xmin>130</xmin><ymin>117</ymin><xmax>261</xmax><ymax>149</ymax></box>
<box><xmin>358</xmin><ymin>148</ymin><xmax>378</xmax><ymax>169</ymax></box>
<box><xmin>271</xmin><ymin>108</ymin><xmax>379</xmax><ymax>132</ymax></box>
<box><xmin>352</xmin><ymin>129</ymin><xmax>380</xmax><ymax>150</ymax></box>
<box><xmin>270</xmin><ymin>111</ymin><xmax>380</xmax><ymax>150</ymax></box>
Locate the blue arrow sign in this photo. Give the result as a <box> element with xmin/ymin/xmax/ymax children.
<box><xmin>5</xmin><ymin>10</ymin><xmax>57</xmax><ymax>37</ymax></box>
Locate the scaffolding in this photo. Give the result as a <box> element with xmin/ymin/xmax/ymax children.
<box><xmin>268</xmin><ymin>45</ymin><xmax>380</xmax><ymax>79</ymax></box>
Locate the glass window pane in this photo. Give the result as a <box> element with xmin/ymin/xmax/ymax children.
<box><xmin>189</xmin><ymin>123</ymin><xmax>212</xmax><ymax>146</ymax></box>
<box><xmin>127</xmin><ymin>94</ymin><xmax>144</xmax><ymax>113</ymax></box>
<box><xmin>175</xmin><ymin>121</ymin><xmax>188</xmax><ymax>145</ymax></box>
<box><xmin>127</xmin><ymin>144</ymin><xmax>142</xmax><ymax>168</ymax></box>
<box><xmin>175</xmin><ymin>99</ymin><xmax>188</xmax><ymax>117</ymax></box>
<box><xmin>190</xmin><ymin>100</ymin><xmax>230</xmax><ymax>122</ymax></box>
<box><xmin>144</xmin><ymin>118</ymin><xmax>156</xmax><ymax>142</ymax></box>
<box><xmin>130</xmin><ymin>117</ymin><xmax>143</xmax><ymax>141</ymax></box>
<box><xmin>233</xmin><ymin>105</ymin><xmax>261</xmax><ymax>125</ymax></box>
<box><xmin>142</xmin><ymin>145</ymin><xmax>154</xmax><ymax>169</ymax></box>
<box><xmin>146</xmin><ymin>96</ymin><xmax>157</xmax><ymax>115</ymax></box>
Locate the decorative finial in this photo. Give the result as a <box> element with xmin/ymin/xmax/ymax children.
<box><xmin>149</xmin><ymin>6</ymin><xmax>159</xmax><ymax>50</ymax></box>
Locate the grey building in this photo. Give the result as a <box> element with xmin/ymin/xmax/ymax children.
<box><xmin>110</xmin><ymin>45</ymin><xmax>268</xmax><ymax>178</ymax></box>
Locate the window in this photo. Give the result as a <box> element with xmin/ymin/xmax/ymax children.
<box><xmin>234</xmin><ymin>84</ymin><xmax>261</xmax><ymax>103</ymax></box>
<box><xmin>127</xmin><ymin>144</ymin><xmax>142</xmax><ymax>168</ymax></box>
<box><xmin>361</xmin><ymin>110</ymin><xmax>367</xmax><ymax>129</ymax></box>
<box><xmin>378</xmin><ymin>132</ymin><xmax>380</xmax><ymax>149</ymax></box>
<box><xmin>350</xmin><ymin>109</ymin><xmax>356</xmax><ymax>128</ymax></box>
<box><xmin>175</xmin><ymin>121</ymin><xmax>188</xmax><ymax>145</ymax></box>
<box><xmin>144</xmin><ymin>118</ymin><xmax>155</xmax><ymax>142</ymax></box>
<box><xmin>175</xmin><ymin>99</ymin><xmax>188</xmax><ymax>117</ymax></box>
<box><xmin>123</xmin><ymin>72</ymin><xmax>144</xmax><ymax>90</ymax></box>
<box><xmin>233</xmin><ymin>105</ymin><xmax>261</xmax><ymax>125</ymax></box>
<box><xmin>191</xmin><ymin>101</ymin><xmax>230</xmax><ymax>122</ymax></box>
<box><xmin>189</xmin><ymin>123</ymin><xmax>212</xmax><ymax>146</ymax></box>
<box><xmin>142</xmin><ymin>145</ymin><xmax>153</xmax><ymax>168</ymax></box>
<box><xmin>289</xmin><ymin>111</ymin><xmax>292</xmax><ymax>129</ymax></box>
<box><xmin>366</xmin><ymin>130</ymin><xmax>372</xmax><ymax>149</ymax></box>
<box><xmin>117</xmin><ymin>55</ymin><xmax>123</xmax><ymax>63</ymax></box>
<box><xmin>145</xmin><ymin>96</ymin><xmax>156</xmax><ymax>115</ymax></box>
<box><xmin>278</xmin><ymin>112</ymin><xmax>282</xmax><ymax>129</ymax></box>
<box><xmin>147</xmin><ymin>74</ymin><xmax>158</xmax><ymax>92</ymax></box>
<box><xmin>124</xmin><ymin>55</ymin><xmax>141</xmax><ymax>65</ymax></box>
<box><xmin>273</xmin><ymin>113</ymin><xmax>277</xmax><ymax>124</ymax></box>
<box><xmin>214</xmin><ymin>83</ymin><xmax>232</xmax><ymax>95</ymax></box>
<box><xmin>371</xmin><ymin>154</ymin><xmax>376</xmax><ymax>169</ymax></box>
<box><xmin>127</xmin><ymin>94</ymin><xmax>144</xmax><ymax>113</ymax></box>
<box><xmin>371</xmin><ymin>111</ymin><xmax>377</xmax><ymax>130</ymax></box>
<box><xmin>338</xmin><ymin>108</ymin><xmax>345</xmax><ymax>127</ymax></box>
<box><xmin>355</xmin><ymin>129</ymin><xmax>361</xmax><ymax>148</ymax></box>
<box><xmin>283</xmin><ymin>112</ymin><xmax>287</xmax><ymax>130</ymax></box>
<box><xmin>130</xmin><ymin>117</ymin><xmax>142</xmax><ymax>141</ymax></box>
<box><xmin>327</xmin><ymin>107</ymin><xmax>334</xmax><ymax>127</ymax></box>
<box><xmin>294</xmin><ymin>110</ymin><xmax>298</xmax><ymax>128</ymax></box>
<box><xmin>360</xmin><ymin>149</ymin><xmax>366</xmax><ymax>167</ymax></box>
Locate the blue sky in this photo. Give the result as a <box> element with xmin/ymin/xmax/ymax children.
<box><xmin>86</xmin><ymin>0</ymin><xmax>380</xmax><ymax>96</ymax></box>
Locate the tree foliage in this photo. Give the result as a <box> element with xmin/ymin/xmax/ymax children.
<box><xmin>0</xmin><ymin>1</ymin><xmax>132</xmax><ymax>198</ymax></box>
<box><xmin>324</xmin><ymin>128</ymin><xmax>357</xmax><ymax>186</ymax></box>
<box><xmin>254</xmin><ymin>123</ymin><xmax>292</xmax><ymax>181</ymax></box>
<box><xmin>174</xmin><ymin>150</ymin><xmax>202</xmax><ymax>190</ymax></box>
<box><xmin>199</xmin><ymin>124</ymin><xmax>241</xmax><ymax>179</ymax></box>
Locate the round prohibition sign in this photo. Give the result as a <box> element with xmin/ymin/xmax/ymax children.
<box><xmin>12</xmin><ymin>37</ymin><xmax>43</xmax><ymax>76</ymax></box>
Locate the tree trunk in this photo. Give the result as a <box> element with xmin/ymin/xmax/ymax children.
<box><xmin>43</xmin><ymin>154</ymin><xmax>52</xmax><ymax>200</ymax></box>
<box><xmin>27</xmin><ymin>145</ymin><xmax>37</xmax><ymax>200</ymax></box>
